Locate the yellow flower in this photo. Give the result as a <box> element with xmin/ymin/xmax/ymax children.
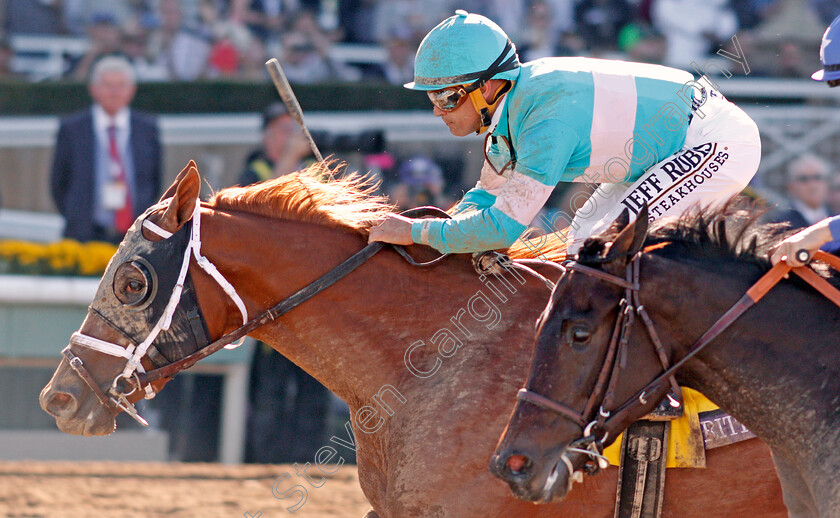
<box><xmin>0</xmin><ymin>239</ymin><xmax>117</xmax><ymax>276</ymax></box>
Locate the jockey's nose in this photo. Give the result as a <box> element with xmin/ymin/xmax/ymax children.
<box><xmin>490</xmin><ymin>450</ymin><xmax>534</xmax><ymax>484</ymax></box>
<box><xmin>40</xmin><ymin>386</ymin><xmax>79</xmax><ymax>419</ymax></box>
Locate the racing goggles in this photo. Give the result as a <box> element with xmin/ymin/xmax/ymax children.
<box><xmin>427</xmin><ymin>82</ymin><xmax>482</xmax><ymax>111</ymax></box>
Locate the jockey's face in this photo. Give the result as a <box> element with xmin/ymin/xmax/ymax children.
<box><xmin>432</xmin><ymin>90</ymin><xmax>481</xmax><ymax>137</ymax></box>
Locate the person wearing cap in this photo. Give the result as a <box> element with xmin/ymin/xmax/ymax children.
<box><xmin>771</xmin><ymin>14</ymin><xmax>840</xmax><ymax>266</ymax></box>
<box><xmin>239</xmin><ymin>102</ymin><xmax>313</xmax><ymax>186</ymax></box>
<box><xmin>811</xmin><ymin>14</ymin><xmax>840</xmax><ymax>87</ymax></box>
<box><xmin>238</xmin><ymin>102</ymin><xmax>330</xmax><ymax>464</ymax></box>
<box><xmin>368</xmin><ymin>10</ymin><xmax>761</xmax><ymax>256</ymax></box>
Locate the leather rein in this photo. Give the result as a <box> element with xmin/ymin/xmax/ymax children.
<box><xmin>517</xmin><ymin>248</ymin><xmax>840</xmax><ymax>473</ymax></box>
<box><xmin>62</xmin><ymin>204</ymin><xmax>451</xmax><ymax>426</ymax></box>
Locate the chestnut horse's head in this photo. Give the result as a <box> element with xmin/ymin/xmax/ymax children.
<box><xmin>39</xmin><ymin>161</ymin><xmax>225</xmax><ymax>436</ymax></box>
<box><xmin>490</xmin><ymin>207</ymin><xmax>671</xmax><ymax>502</ymax></box>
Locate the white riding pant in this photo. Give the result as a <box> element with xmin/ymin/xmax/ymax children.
<box><xmin>566</xmin><ymin>83</ymin><xmax>761</xmax><ymax>254</ymax></box>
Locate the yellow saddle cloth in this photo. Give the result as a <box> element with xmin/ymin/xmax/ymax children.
<box><xmin>603</xmin><ymin>387</ymin><xmax>718</xmax><ymax>468</ymax></box>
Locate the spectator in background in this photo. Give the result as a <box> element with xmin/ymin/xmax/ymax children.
<box><xmin>338</xmin><ymin>0</ymin><xmax>378</xmax><ymax>43</ymax></box>
<box><xmin>145</xmin><ymin>0</ymin><xmax>213</xmax><ymax>80</ymax></box>
<box><xmin>240</xmin><ymin>102</ymin><xmax>312</xmax><ymax>185</ymax></box>
<box><xmin>230</xmin><ymin>0</ymin><xmax>289</xmax><ymax>42</ymax></box>
<box><xmin>123</xmin><ymin>16</ymin><xmax>170</xmax><ymax>81</ymax></box>
<box><xmin>372</xmin><ymin>0</ymin><xmax>452</xmax><ymax>45</ymax></box>
<box><xmin>519</xmin><ymin>0</ymin><xmax>562</xmax><ymax>62</ymax></box>
<box><xmin>70</xmin><ymin>12</ymin><xmax>126</xmax><ymax>80</ymax></box>
<box><xmin>279</xmin><ymin>10</ymin><xmax>360</xmax><ymax>83</ymax></box>
<box><xmin>575</xmin><ymin>0</ymin><xmax>634</xmax><ymax>53</ymax></box>
<box><xmin>0</xmin><ymin>39</ymin><xmax>23</xmax><ymax>80</ymax></box>
<box><xmin>811</xmin><ymin>0</ymin><xmax>840</xmax><ymax>24</ymax></box>
<box><xmin>367</xmin><ymin>27</ymin><xmax>415</xmax><ymax>85</ymax></box>
<box><xmin>651</xmin><ymin>0</ymin><xmax>739</xmax><ymax>68</ymax></box>
<box><xmin>767</xmin><ymin>154</ymin><xmax>833</xmax><ymax>230</ymax></box>
<box><xmin>4</xmin><ymin>0</ymin><xmax>65</xmax><ymax>36</ymax></box>
<box><xmin>746</xmin><ymin>0</ymin><xmax>824</xmax><ymax>77</ymax></box>
<box><xmin>829</xmin><ymin>174</ymin><xmax>840</xmax><ymax>215</ymax></box>
<box><xmin>51</xmin><ymin>56</ymin><xmax>161</xmax><ymax>244</ymax></box>
<box><xmin>388</xmin><ymin>154</ymin><xmax>451</xmax><ymax>210</ymax></box>
<box><xmin>242</xmin><ymin>102</ymin><xmax>331</xmax><ymax>464</ymax></box>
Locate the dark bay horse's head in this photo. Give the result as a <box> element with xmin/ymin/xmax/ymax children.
<box><xmin>39</xmin><ymin>161</ymin><xmax>226</xmax><ymax>436</ymax></box>
<box><xmin>491</xmin><ymin>207</ymin><xmax>673</xmax><ymax>502</ymax></box>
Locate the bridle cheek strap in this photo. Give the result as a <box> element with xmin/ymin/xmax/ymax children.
<box><xmin>70</xmin><ymin>199</ymin><xmax>249</xmax><ymax>404</ymax></box>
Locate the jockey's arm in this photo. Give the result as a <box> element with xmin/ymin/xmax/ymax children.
<box><xmin>409</xmin><ymin>119</ymin><xmax>580</xmax><ymax>253</ymax></box>
<box><xmin>410</xmin><ymin>173</ymin><xmax>553</xmax><ymax>253</ymax></box>
<box><xmin>771</xmin><ymin>215</ymin><xmax>840</xmax><ymax>266</ymax></box>
<box><xmin>369</xmin><ymin>119</ymin><xmax>580</xmax><ymax>252</ymax></box>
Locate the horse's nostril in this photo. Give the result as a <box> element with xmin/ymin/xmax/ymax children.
<box><xmin>45</xmin><ymin>391</ymin><xmax>77</xmax><ymax>417</ymax></box>
<box><xmin>506</xmin><ymin>454</ymin><xmax>531</xmax><ymax>475</ymax></box>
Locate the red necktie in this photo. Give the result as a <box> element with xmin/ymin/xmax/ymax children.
<box><xmin>108</xmin><ymin>124</ymin><xmax>133</xmax><ymax>233</ymax></box>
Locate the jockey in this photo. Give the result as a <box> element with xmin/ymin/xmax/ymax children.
<box><xmin>811</xmin><ymin>14</ymin><xmax>840</xmax><ymax>88</ymax></box>
<box><xmin>772</xmin><ymin>14</ymin><xmax>840</xmax><ymax>266</ymax></box>
<box><xmin>368</xmin><ymin>10</ymin><xmax>761</xmax><ymax>256</ymax></box>
<box><xmin>771</xmin><ymin>215</ymin><xmax>840</xmax><ymax>266</ymax></box>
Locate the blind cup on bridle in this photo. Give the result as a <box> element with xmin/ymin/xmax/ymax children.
<box><xmin>63</xmin><ymin>201</ymin><xmax>248</xmax><ymax>425</ymax></box>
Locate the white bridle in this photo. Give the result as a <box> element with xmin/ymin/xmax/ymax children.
<box><xmin>63</xmin><ymin>200</ymin><xmax>248</xmax><ymax>421</ymax></box>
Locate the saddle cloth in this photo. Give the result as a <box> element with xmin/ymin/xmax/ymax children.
<box><xmin>604</xmin><ymin>387</ymin><xmax>724</xmax><ymax>468</ymax></box>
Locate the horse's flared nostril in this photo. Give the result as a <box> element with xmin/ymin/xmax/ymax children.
<box><xmin>491</xmin><ymin>452</ymin><xmax>534</xmax><ymax>483</ymax></box>
<box><xmin>505</xmin><ymin>454</ymin><xmax>532</xmax><ymax>476</ymax></box>
<box><xmin>42</xmin><ymin>390</ymin><xmax>78</xmax><ymax>418</ymax></box>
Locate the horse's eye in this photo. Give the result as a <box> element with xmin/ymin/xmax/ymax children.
<box><xmin>569</xmin><ymin>327</ymin><xmax>591</xmax><ymax>350</ymax></box>
<box><xmin>113</xmin><ymin>260</ymin><xmax>155</xmax><ymax>308</ymax></box>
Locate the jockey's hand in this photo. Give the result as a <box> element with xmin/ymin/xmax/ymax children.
<box><xmin>368</xmin><ymin>213</ymin><xmax>415</xmax><ymax>245</ymax></box>
<box><xmin>770</xmin><ymin>220</ymin><xmax>833</xmax><ymax>266</ymax></box>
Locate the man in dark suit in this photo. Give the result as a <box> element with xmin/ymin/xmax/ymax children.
<box><xmin>767</xmin><ymin>154</ymin><xmax>832</xmax><ymax>231</ymax></box>
<box><xmin>51</xmin><ymin>55</ymin><xmax>161</xmax><ymax>244</ymax></box>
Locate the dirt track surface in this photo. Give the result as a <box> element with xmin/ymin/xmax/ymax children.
<box><xmin>0</xmin><ymin>461</ymin><xmax>370</xmax><ymax>518</ymax></box>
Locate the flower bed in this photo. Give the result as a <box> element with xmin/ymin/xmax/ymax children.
<box><xmin>0</xmin><ymin>239</ymin><xmax>116</xmax><ymax>277</ymax></box>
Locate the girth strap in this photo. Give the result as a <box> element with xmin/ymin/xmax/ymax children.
<box><xmin>614</xmin><ymin>420</ymin><xmax>669</xmax><ymax>518</ymax></box>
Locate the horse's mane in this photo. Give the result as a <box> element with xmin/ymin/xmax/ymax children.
<box><xmin>210</xmin><ymin>164</ymin><xmax>393</xmax><ymax>231</ymax></box>
<box><xmin>578</xmin><ymin>198</ymin><xmax>786</xmax><ymax>268</ymax></box>
<box><xmin>209</xmin><ymin>164</ymin><xmax>566</xmax><ymax>262</ymax></box>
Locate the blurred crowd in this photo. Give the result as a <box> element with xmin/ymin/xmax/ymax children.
<box><xmin>1</xmin><ymin>0</ymin><xmax>838</xmax><ymax>83</ymax></box>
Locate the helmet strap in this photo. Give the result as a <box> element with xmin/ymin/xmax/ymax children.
<box><xmin>470</xmin><ymin>81</ymin><xmax>511</xmax><ymax>134</ymax></box>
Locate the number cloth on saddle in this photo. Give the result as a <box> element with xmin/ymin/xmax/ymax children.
<box><xmin>603</xmin><ymin>388</ymin><xmax>719</xmax><ymax>468</ymax></box>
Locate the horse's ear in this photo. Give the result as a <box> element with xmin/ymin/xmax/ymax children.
<box><xmin>605</xmin><ymin>207</ymin><xmax>631</xmax><ymax>235</ymax></box>
<box><xmin>158</xmin><ymin>160</ymin><xmax>201</xmax><ymax>202</ymax></box>
<box><xmin>158</xmin><ymin>161</ymin><xmax>200</xmax><ymax>233</ymax></box>
<box><xmin>606</xmin><ymin>205</ymin><xmax>649</xmax><ymax>261</ymax></box>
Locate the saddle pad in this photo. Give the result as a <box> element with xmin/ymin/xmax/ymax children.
<box><xmin>604</xmin><ymin>387</ymin><xmax>720</xmax><ymax>468</ymax></box>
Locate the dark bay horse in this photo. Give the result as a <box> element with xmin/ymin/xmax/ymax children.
<box><xmin>40</xmin><ymin>163</ymin><xmax>785</xmax><ymax>517</ymax></box>
<box><xmin>492</xmin><ymin>204</ymin><xmax>840</xmax><ymax>517</ymax></box>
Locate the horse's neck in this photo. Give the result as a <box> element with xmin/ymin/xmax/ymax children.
<box><xmin>657</xmin><ymin>259</ymin><xmax>840</xmax><ymax>456</ymax></box>
<box><xmin>201</xmin><ymin>210</ymin><xmax>547</xmax><ymax>405</ymax></box>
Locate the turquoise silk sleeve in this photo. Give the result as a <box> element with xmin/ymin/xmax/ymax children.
<box><xmin>411</xmin><ymin>206</ymin><xmax>527</xmax><ymax>254</ymax></box>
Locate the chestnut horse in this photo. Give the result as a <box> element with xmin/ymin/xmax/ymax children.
<box><xmin>40</xmin><ymin>163</ymin><xmax>784</xmax><ymax>517</ymax></box>
<box><xmin>492</xmin><ymin>204</ymin><xmax>840</xmax><ymax>517</ymax></box>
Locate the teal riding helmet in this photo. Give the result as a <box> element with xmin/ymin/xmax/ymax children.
<box><xmin>405</xmin><ymin>10</ymin><xmax>521</xmax><ymax>91</ymax></box>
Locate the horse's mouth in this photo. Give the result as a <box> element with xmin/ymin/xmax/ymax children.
<box><xmin>54</xmin><ymin>406</ymin><xmax>117</xmax><ymax>437</ymax></box>
<box><xmin>538</xmin><ymin>457</ymin><xmax>574</xmax><ymax>503</ymax></box>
